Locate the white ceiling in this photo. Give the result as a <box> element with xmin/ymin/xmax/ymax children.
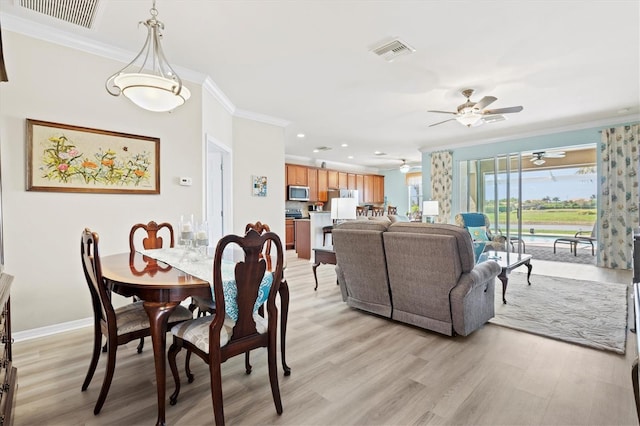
<box><xmin>1</xmin><ymin>0</ymin><xmax>639</xmax><ymax>171</ymax></box>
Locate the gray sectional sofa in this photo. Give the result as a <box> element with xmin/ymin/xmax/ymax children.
<box><xmin>331</xmin><ymin>221</ymin><xmax>501</xmax><ymax>336</ymax></box>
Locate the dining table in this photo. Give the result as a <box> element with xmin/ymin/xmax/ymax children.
<box><xmin>100</xmin><ymin>248</ymin><xmax>290</xmax><ymax>426</ymax></box>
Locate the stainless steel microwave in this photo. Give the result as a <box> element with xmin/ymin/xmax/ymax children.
<box><xmin>288</xmin><ymin>185</ymin><xmax>310</xmax><ymax>201</ymax></box>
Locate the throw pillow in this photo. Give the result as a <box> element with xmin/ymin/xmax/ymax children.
<box><xmin>468</xmin><ymin>226</ymin><xmax>489</xmax><ymax>241</ymax></box>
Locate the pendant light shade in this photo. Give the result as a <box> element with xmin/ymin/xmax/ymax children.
<box><xmin>105</xmin><ymin>1</ymin><xmax>190</xmax><ymax>112</ymax></box>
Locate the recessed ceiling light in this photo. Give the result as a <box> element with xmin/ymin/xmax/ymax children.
<box><xmin>341</xmin><ymin>143</ymin><xmax>348</xmax><ymax>148</ymax></box>
<box><xmin>297</xmin><ymin>133</ymin><xmax>305</xmax><ymax>138</ymax></box>
<box><xmin>347</xmin><ymin>155</ymin><xmax>354</xmax><ymax>159</ymax></box>
<box><xmin>312</xmin><ymin>149</ymin><xmax>319</xmax><ymax>153</ymax></box>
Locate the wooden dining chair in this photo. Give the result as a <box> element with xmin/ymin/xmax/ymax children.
<box><xmin>168</xmin><ymin>228</ymin><xmax>285</xmax><ymax>425</ymax></box>
<box><xmin>387</xmin><ymin>205</ymin><xmax>397</xmax><ymax>215</ymax></box>
<box><xmin>80</xmin><ymin>228</ymin><xmax>193</xmax><ymax>415</ymax></box>
<box><xmin>126</xmin><ymin>221</ymin><xmax>175</xmax><ymax>353</ymax></box>
<box><xmin>128</xmin><ymin>220</ymin><xmax>174</xmax><ymax>252</ymax></box>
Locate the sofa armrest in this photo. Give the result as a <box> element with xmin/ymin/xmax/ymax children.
<box><xmin>450</xmin><ymin>260</ymin><xmax>501</xmax><ymax>336</ymax></box>
<box><xmin>452</xmin><ymin>260</ymin><xmax>501</xmax><ymax>295</ymax></box>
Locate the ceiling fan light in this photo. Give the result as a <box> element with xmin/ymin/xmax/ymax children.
<box><xmin>399</xmin><ymin>164</ymin><xmax>411</xmax><ymax>173</ymax></box>
<box><xmin>533</xmin><ymin>159</ymin><xmax>546</xmax><ymax>166</ymax></box>
<box><xmin>456</xmin><ymin>113</ymin><xmax>483</xmax><ymax>127</ymax></box>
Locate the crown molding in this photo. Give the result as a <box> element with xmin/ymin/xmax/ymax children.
<box><xmin>2</xmin><ymin>12</ymin><xmax>290</xmax><ymax>127</ymax></box>
<box><xmin>234</xmin><ymin>108</ymin><xmax>290</xmax><ymax>128</ymax></box>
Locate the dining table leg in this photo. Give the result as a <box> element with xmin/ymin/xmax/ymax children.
<box><xmin>143</xmin><ymin>301</ymin><xmax>179</xmax><ymax>426</ymax></box>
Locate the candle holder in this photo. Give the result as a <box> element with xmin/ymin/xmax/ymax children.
<box><xmin>195</xmin><ymin>221</ymin><xmax>209</xmax><ymax>259</ymax></box>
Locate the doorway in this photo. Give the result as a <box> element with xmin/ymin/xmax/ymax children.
<box><xmin>205</xmin><ymin>135</ymin><xmax>232</xmax><ymax>244</ymax></box>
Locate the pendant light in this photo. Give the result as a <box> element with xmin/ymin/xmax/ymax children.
<box><xmin>105</xmin><ymin>0</ymin><xmax>190</xmax><ymax>112</ymax></box>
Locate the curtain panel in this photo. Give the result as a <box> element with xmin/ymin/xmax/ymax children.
<box><xmin>430</xmin><ymin>151</ymin><xmax>453</xmax><ymax>223</ymax></box>
<box><xmin>599</xmin><ymin>124</ymin><xmax>639</xmax><ymax>269</ymax></box>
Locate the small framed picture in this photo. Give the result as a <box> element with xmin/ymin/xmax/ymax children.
<box><xmin>252</xmin><ymin>175</ymin><xmax>267</xmax><ymax>197</ymax></box>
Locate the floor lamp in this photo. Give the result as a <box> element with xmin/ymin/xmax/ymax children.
<box><xmin>423</xmin><ymin>200</ymin><xmax>439</xmax><ymax>223</ymax></box>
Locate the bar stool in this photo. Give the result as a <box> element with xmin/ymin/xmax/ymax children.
<box><xmin>322</xmin><ymin>225</ymin><xmax>333</xmax><ymax>246</ymax></box>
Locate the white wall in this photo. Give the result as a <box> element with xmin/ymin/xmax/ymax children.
<box><xmin>232</xmin><ymin>117</ymin><xmax>285</xmax><ymax>240</ymax></box>
<box><xmin>0</xmin><ymin>31</ymin><xmax>286</xmax><ymax>333</ymax></box>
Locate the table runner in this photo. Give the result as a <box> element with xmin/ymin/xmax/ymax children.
<box><xmin>138</xmin><ymin>247</ymin><xmax>273</xmax><ymax>320</ymax></box>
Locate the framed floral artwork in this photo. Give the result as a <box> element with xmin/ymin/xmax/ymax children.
<box><xmin>252</xmin><ymin>175</ymin><xmax>267</xmax><ymax>197</ymax></box>
<box><xmin>26</xmin><ymin>119</ymin><xmax>160</xmax><ymax>194</ymax></box>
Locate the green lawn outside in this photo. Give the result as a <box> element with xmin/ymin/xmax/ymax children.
<box><xmin>491</xmin><ymin>209</ymin><xmax>596</xmax><ymax>236</ymax></box>
<box><xmin>495</xmin><ymin>209</ymin><xmax>596</xmax><ymax>225</ymax></box>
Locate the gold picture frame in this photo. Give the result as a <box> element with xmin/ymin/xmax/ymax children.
<box><xmin>26</xmin><ymin>119</ymin><xmax>160</xmax><ymax>194</ymax></box>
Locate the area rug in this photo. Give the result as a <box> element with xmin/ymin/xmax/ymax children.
<box><xmin>489</xmin><ymin>273</ymin><xmax>628</xmax><ymax>354</ymax></box>
<box><xmin>524</xmin><ymin>244</ymin><xmax>596</xmax><ymax>265</ymax></box>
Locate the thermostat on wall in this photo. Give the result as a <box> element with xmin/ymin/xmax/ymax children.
<box><xmin>179</xmin><ymin>177</ymin><xmax>192</xmax><ymax>186</ymax></box>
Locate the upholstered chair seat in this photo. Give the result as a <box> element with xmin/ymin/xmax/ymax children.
<box><xmin>116</xmin><ymin>301</ymin><xmax>192</xmax><ymax>335</ymax></box>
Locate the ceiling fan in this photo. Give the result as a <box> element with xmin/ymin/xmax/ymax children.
<box><xmin>428</xmin><ymin>89</ymin><xmax>523</xmax><ymax>128</ymax></box>
<box><xmin>529</xmin><ymin>151</ymin><xmax>566</xmax><ymax>166</ymax></box>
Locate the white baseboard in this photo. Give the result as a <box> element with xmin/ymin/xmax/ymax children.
<box><xmin>14</xmin><ymin>317</ymin><xmax>93</xmax><ymax>342</ymax></box>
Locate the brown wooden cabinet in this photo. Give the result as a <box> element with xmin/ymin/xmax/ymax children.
<box><xmin>373</xmin><ymin>175</ymin><xmax>385</xmax><ymax>204</ymax></box>
<box><xmin>294</xmin><ymin>220</ymin><xmax>311</xmax><ymax>260</ymax></box>
<box><xmin>363</xmin><ymin>174</ymin><xmax>373</xmax><ymax>203</ymax></box>
<box><xmin>285</xmin><ymin>219</ymin><xmax>295</xmax><ymax>250</ymax></box>
<box><xmin>327</xmin><ymin>170</ymin><xmax>339</xmax><ymax>190</ymax></box>
<box><xmin>356</xmin><ymin>174</ymin><xmax>364</xmax><ymax>204</ymax></box>
<box><xmin>286</xmin><ymin>164</ymin><xmax>308</xmax><ymax>186</ymax></box>
<box><xmin>347</xmin><ymin>173</ymin><xmax>357</xmax><ymax>190</ymax></box>
<box><xmin>317</xmin><ymin>169</ymin><xmax>328</xmax><ymax>202</ymax></box>
<box><xmin>0</xmin><ymin>273</ymin><xmax>16</xmax><ymax>426</ymax></box>
<box><xmin>307</xmin><ymin>168</ymin><xmax>318</xmax><ymax>202</ymax></box>
<box><xmin>338</xmin><ymin>172</ymin><xmax>348</xmax><ymax>189</ymax></box>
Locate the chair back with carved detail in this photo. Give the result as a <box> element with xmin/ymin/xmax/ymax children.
<box><xmin>371</xmin><ymin>206</ymin><xmax>384</xmax><ymax>217</ymax></box>
<box><xmin>387</xmin><ymin>206</ymin><xmax>397</xmax><ymax>215</ymax></box>
<box><xmin>168</xmin><ymin>228</ymin><xmax>285</xmax><ymax>425</ymax></box>
<box><xmin>356</xmin><ymin>206</ymin><xmax>367</xmax><ymax>216</ymax></box>
<box><xmin>128</xmin><ymin>221</ymin><xmax>174</xmax><ymax>253</ymax></box>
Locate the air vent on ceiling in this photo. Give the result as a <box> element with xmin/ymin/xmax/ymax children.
<box><xmin>371</xmin><ymin>38</ymin><xmax>415</xmax><ymax>62</ymax></box>
<box><xmin>314</xmin><ymin>146</ymin><xmax>332</xmax><ymax>152</ymax></box>
<box><xmin>19</xmin><ymin>0</ymin><xmax>100</xmax><ymax>29</ymax></box>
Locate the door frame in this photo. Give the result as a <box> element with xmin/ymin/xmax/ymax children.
<box><xmin>205</xmin><ymin>134</ymin><xmax>233</xmax><ymax>244</ymax></box>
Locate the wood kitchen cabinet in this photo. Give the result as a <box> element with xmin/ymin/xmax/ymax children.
<box><xmin>363</xmin><ymin>174</ymin><xmax>373</xmax><ymax>203</ymax></box>
<box><xmin>294</xmin><ymin>219</ymin><xmax>311</xmax><ymax>259</ymax></box>
<box><xmin>286</xmin><ymin>164</ymin><xmax>308</xmax><ymax>186</ymax></box>
<box><xmin>356</xmin><ymin>174</ymin><xmax>364</xmax><ymax>204</ymax></box>
<box><xmin>373</xmin><ymin>175</ymin><xmax>385</xmax><ymax>204</ymax></box>
<box><xmin>347</xmin><ymin>173</ymin><xmax>357</xmax><ymax>190</ymax></box>
<box><xmin>317</xmin><ymin>169</ymin><xmax>328</xmax><ymax>202</ymax></box>
<box><xmin>338</xmin><ymin>172</ymin><xmax>348</xmax><ymax>189</ymax></box>
<box><xmin>307</xmin><ymin>168</ymin><xmax>318</xmax><ymax>202</ymax></box>
<box><xmin>327</xmin><ymin>170</ymin><xmax>339</xmax><ymax>189</ymax></box>
<box><xmin>285</xmin><ymin>219</ymin><xmax>295</xmax><ymax>250</ymax></box>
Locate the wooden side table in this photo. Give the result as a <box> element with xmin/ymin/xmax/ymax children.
<box><xmin>312</xmin><ymin>248</ymin><xmax>337</xmax><ymax>290</ymax></box>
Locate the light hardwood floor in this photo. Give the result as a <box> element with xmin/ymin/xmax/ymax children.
<box><xmin>13</xmin><ymin>251</ymin><xmax>637</xmax><ymax>425</ymax></box>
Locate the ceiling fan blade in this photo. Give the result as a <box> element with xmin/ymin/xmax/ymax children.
<box><xmin>482</xmin><ymin>114</ymin><xmax>505</xmax><ymax>124</ymax></box>
<box><xmin>427</xmin><ymin>110</ymin><xmax>458</xmax><ymax>115</ymax></box>
<box><xmin>483</xmin><ymin>106</ymin><xmax>523</xmax><ymax>115</ymax></box>
<box><xmin>474</xmin><ymin>96</ymin><xmax>497</xmax><ymax>110</ymax></box>
<box><xmin>428</xmin><ymin>118</ymin><xmax>457</xmax><ymax>127</ymax></box>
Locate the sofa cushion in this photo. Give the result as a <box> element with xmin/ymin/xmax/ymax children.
<box><xmin>334</xmin><ymin>220</ymin><xmax>390</xmax><ymax>232</ymax></box>
<box><xmin>387</xmin><ymin>222</ymin><xmax>475</xmax><ymax>273</ymax></box>
<box><xmin>388</xmin><ymin>215</ymin><xmax>410</xmax><ymax>223</ymax></box>
<box><xmin>332</xmin><ymin>221</ymin><xmax>392</xmax><ymax>317</ymax></box>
